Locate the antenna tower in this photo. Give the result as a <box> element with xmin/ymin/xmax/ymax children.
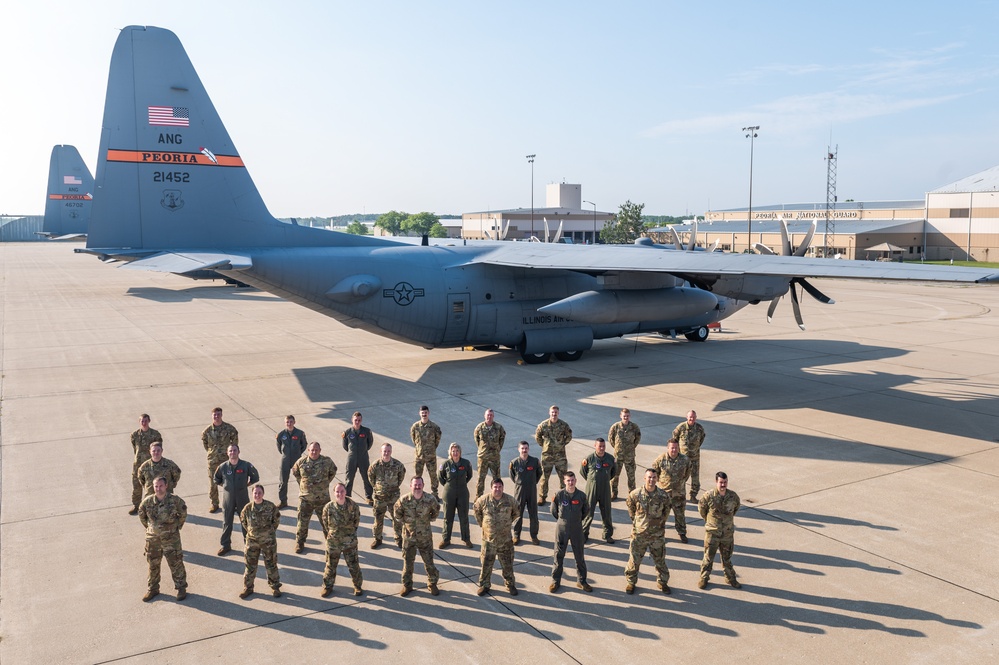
<box><xmin>824</xmin><ymin>145</ymin><xmax>838</xmax><ymax>257</ymax></box>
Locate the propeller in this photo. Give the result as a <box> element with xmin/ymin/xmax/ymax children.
<box><xmin>763</xmin><ymin>220</ymin><xmax>835</xmax><ymax>330</ymax></box>
<box><xmin>670</xmin><ymin>219</ymin><xmax>699</xmax><ymax>251</ymax></box>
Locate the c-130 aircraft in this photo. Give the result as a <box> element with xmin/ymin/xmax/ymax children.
<box><xmin>79</xmin><ymin>27</ymin><xmax>999</xmax><ymax>364</ymax></box>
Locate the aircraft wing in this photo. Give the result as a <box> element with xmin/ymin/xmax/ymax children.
<box><xmin>473</xmin><ymin>243</ymin><xmax>999</xmax><ymax>284</ymax></box>
<box><xmin>120</xmin><ymin>251</ymin><xmax>252</xmax><ymax>274</ymax></box>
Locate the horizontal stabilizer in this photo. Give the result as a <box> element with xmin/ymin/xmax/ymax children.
<box><xmin>121</xmin><ymin>251</ymin><xmax>252</xmax><ymax>274</ymax></box>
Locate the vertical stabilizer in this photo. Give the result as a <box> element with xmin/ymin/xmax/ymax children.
<box><xmin>42</xmin><ymin>145</ymin><xmax>93</xmax><ymax>238</ymax></box>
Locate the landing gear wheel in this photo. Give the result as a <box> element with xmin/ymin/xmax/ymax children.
<box><xmin>554</xmin><ymin>350</ymin><xmax>584</xmax><ymax>362</ymax></box>
<box><xmin>684</xmin><ymin>326</ymin><xmax>709</xmax><ymax>342</ymax></box>
<box><xmin>520</xmin><ymin>351</ymin><xmax>552</xmax><ymax>364</ymax></box>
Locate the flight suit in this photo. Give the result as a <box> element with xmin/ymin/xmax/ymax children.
<box><xmin>292</xmin><ymin>454</ymin><xmax>337</xmax><ymax>547</ymax></box>
<box><xmin>625</xmin><ymin>485</ymin><xmax>671</xmax><ymax>588</ymax></box>
<box><xmin>130</xmin><ymin>427</ymin><xmax>162</xmax><ymax>509</ymax></box>
<box><xmin>509</xmin><ymin>454</ymin><xmax>542</xmax><ymax>540</ymax></box>
<box><xmin>214</xmin><ymin>458</ymin><xmax>259</xmax><ymax>549</ymax></box>
<box><xmin>580</xmin><ymin>451</ymin><xmax>616</xmax><ymax>541</ymax></box>
<box><xmin>321</xmin><ymin>497</ymin><xmax>363</xmax><ymax>592</ymax></box>
<box><xmin>673</xmin><ymin>421</ymin><xmax>706</xmax><ymax>498</ymax></box>
<box><xmin>276</xmin><ymin>427</ymin><xmax>307</xmax><ymax>505</ymax></box>
<box><xmin>699</xmin><ymin>488</ymin><xmax>741</xmax><ymax>585</ymax></box>
<box><xmin>608</xmin><ymin>420</ymin><xmax>641</xmax><ymax>499</ymax></box>
<box><xmin>410</xmin><ymin>419</ymin><xmax>442</xmax><ymax>496</ymax></box>
<box><xmin>536</xmin><ymin>419</ymin><xmax>572</xmax><ymax>501</ymax></box>
<box><xmin>551</xmin><ymin>488</ymin><xmax>589</xmax><ymax>585</ymax></box>
<box><xmin>367</xmin><ymin>457</ymin><xmax>406</xmax><ymax>543</ymax></box>
<box><xmin>394</xmin><ymin>492</ymin><xmax>441</xmax><ymax>589</ymax></box>
<box><xmin>473</xmin><ymin>492</ymin><xmax>519</xmax><ymax>591</ymax></box>
<box><xmin>202</xmin><ymin>421</ymin><xmax>238</xmax><ymax>510</ymax></box>
<box><xmin>652</xmin><ymin>451</ymin><xmax>691</xmax><ymax>538</ymax></box>
<box><xmin>342</xmin><ymin>426</ymin><xmax>374</xmax><ymax>502</ymax></box>
<box><xmin>240</xmin><ymin>499</ymin><xmax>282</xmax><ymax>592</ymax></box>
<box><xmin>438</xmin><ymin>456</ymin><xmax>473</xmax><ymax>543</ymax></box>
<box><xmin>473</xmin><ymin>420</ymin><xmax>506</xmax><ymax>498</ymax></box>
<box><xmin>138</xmin><ymin>491</ymin><xmax>188</xmax><ymax>594</ymax></box>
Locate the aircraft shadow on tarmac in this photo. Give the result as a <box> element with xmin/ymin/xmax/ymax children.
<box><xmin>292</xmin><ymin>337</ymin><xmax>998</xmax><ymax>465</ymax></box>
<box><xmin>125</xmin><ymin>285</ymin><xmax>274</xmax><ymax>303</ymax></box>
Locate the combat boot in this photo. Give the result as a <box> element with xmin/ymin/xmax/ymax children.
<box><xmin>549</xmin><ymin>581</ymin><xmax>560</xmax><ymax>593</ymax></box>
<box><xmin>678</xmin><ymin>533</ymin><xmax>689</xmax><ymax>544</ymax></box>
<box><xmin>658</xmin><ymin>581</ymin><xmax>671</xmax><ymax>595</ymax></box>
<box><xmin>278</xmin><ymin>501</ymin><xmax>288</xmax><ymax>510</ymax></box>
<box><xmin>294</xmin><ymin>542</ymin><xmax>304</xmax><ymax>554</ymax></box>
<box><xmin>353</xmin><ymin>587</ymin><xmax>363</xmax><ymax>597</ymax></box>
<box><xmin>371</xmin><ymin>538</ymin><xmax>382</xmax><ymax>549</ymax></box>
<box><xmin>239</xmin><ymin>587</ymin><xmax>253</xmax><ymax>599</ymax></box>
<box><xmin>577</xmin><ymin>580</ymin><xmax>593</xmax><ymax>593</ymax></box>
<box><xmin>531</xmin><ymin>537</ymin><xmax>541</xmax><ymax>545</ymax></box>
<box><xmin>512</xmin><ymin>535</ymin><xmax>521</xmax><ymax>545</ymax></box>
<box><xmin>128</xmin><ymin>506</ymin><xmax>139</xmax><ymax>515</ymax></box>
<box><xmin>476</xmin><ymin>586</ymin><xmax>487</xmax><ymax>596</ymax></box>
<box><xmin>728</xmin><ymin>578</ymin><xmax>742</xmax><ymax>589</ymax></box>
<box><xmin>462</xmin><ymin>539</ymin><xmax>473</xmax><ymax>548</ymax></box>
<box><xmin>142</xmin><ymin>589</ymin><xmax>159</xmax><ymax>602</ymax></box>
<box><xmin>625</xmin><ymin>584</ymin><xmax>635</xmax><ymax>595</ymax></box>
<box><xmin>438</xmin><ymin>539</ymin><xmax>450</xmax><ymax>549</ymax></box>
<box><xmin>176</xmin><ymin>589</ymin><xmax>187</xmax><ymax>601</ymax></box>
<box><xmin>272</xmin><ymin>588</ymin><xmax>282</xmax><ymax>598</ymax></box>
<box><xmin>506</xmin><ymin>583</ymin><xmax>518</xmax><ymax>596</ymax></box>
<box><xmin>395</xmin><ymin>537</ymin><xmax>403</xmax><ymax>547</ymax></box>
<box><xmin>209</xmin><ymin>504</ymin><xmax>220</xmax><ymax>513</ymax></box>
<box><xmin>321</xmin><ymin>586</ymin><xmax>334</xmax><ymax>598</ymax></box>
<box><xmin>400</xmin><ymin>585</ymin><xmax>412</xmax><ymax>597</ymax></box>
<box><xmin>429</xmin><ymin>584</ymin><xmax>440</xmax><ymax>596</ymax></box>
<box><xmin>217</xmin><ymin>546</ymin><xmax>231</xmax><ymax>556</ymax></box>
<box><xmin>538</xmin><ymin>496</ymin><xmax>546</xmax><ymax>506</ymax></box>
<box><xmin>698</xmin><ymin>578</ymin><xmax>708</xmax><ymax>589</ymax></box>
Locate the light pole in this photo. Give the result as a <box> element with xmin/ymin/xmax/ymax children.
<box><xmin>742</xmin><ymin>125</ymin><xmax>759</xmax><ymax>253</ymax></box>
<box><xmin>583</xmin><ymin>200</ymin><xmax>597</xmax><ymax>244</ymax></box>
<box><xmin>526</xmin><ymin>154</ymin><xmax>536</xmax><ymax>239</ymax></box>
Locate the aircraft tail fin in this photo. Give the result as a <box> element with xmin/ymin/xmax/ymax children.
<box><xmin>41</xmin><ymin>145</ymin><xmax>93</xmax><ymax>238</ymax></box>
<box><xmin>87</xmin><ymin>26</ymin><xmax>391</xmax><ymax>252</ymax></box>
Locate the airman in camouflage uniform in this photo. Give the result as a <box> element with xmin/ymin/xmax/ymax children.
<box><xmin>673</xmin><ymin>410</ymin><xmax>706</xmax><ymax>501</ymax></box>
<box><xmin>129</xmin><ymin>414</ymin><xmax>162</xmax><ymax>514</ymax></box>
<box><xmin>292</xmin><ymin>441</ymin><xmax>338</xmax><ymax>553</ymax></box>
<box><xmin>410</xmin><ymin>406</ymin><xmax>442</xmax><ymax>497</ymax></box>
<box><xmin>138</xmin><ymin>476</ymin><xmax>188</xmax><ymax>601</ymax></box>
<box><xmin>698</xmin><ymin>471</ymin><xmax>742</xmax><ymax>589</ymax></box>
<box><xmin>239</xmin><ymin>485</ymin><xmax>282</xmax><ymax>598</ymax></box>
<box><xmin>651</xmin><ymin>439</ymin><xmax>691</xmax><ymax>543</ymax></box>
<box><xmin>472</xmin><ymin>478</ymin><xmax>520</xmax><ymax>595</ymax></box>
<box><xmin>625</xmin><ymin>469</ymin><xmax>672</xmax><ymax>594</ymax></box>
<box><xmin>535</xmin><ymin>405</ymin><xmax>572</xmax><ymax>504</ymax></box>
<box><xmin>608</xmin><ymin>408</ymin><xmax>641</xmax><ymax>500</ymax></box>
<box><xmin>473</xmin><ymin>408</ymin><xmax>506</xmax><ymax>499</ymax></box>
<box><xmin>321</xmin><ymin>483</ymin><xmax>363</xmax><ymax>597</ymax></box>
<box><xmin>202</xmin><ymin>407</ymin><xmax>238</xmax><ymax>512</ymax></box>
<box><xmin>393</xmin><ymin>476</ymin><xmax>441</xmax><ymax>596</ymax></box>
<box><xmin>137</xmin><ymin>442</ymin><xmax>181</xmax><ymax>497</ymax></box>
<box><xmin>367</xmin><ymin>443</ymin><xmax>406</xmax><ymax>548</ymax></box>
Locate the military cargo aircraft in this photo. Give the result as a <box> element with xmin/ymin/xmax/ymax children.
<box><xmin>79</xmin><ymin>26</ymin><xmax>999</xmax><ymax>364</ymax></box>
<box><xmin>39</xmin><ymin>145</ymin><xmax>93</xmax><ymax>240</ymax></box>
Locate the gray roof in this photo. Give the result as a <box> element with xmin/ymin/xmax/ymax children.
<box><xmin>931</xmin><ymin>164</ymin><xmax>999</xmax><ymax>193</ymax></box>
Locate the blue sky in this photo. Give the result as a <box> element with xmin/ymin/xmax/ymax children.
<box><xmin>3</xmin><ymin>1</ymin><xmax>998</xmax><ymax>217</ymax></box>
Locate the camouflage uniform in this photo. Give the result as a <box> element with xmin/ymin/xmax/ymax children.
<box><xmin>473</xmin><ymin>420</ymin><xmax>506</xmax><ymax>499</ymax></box>
<box><xmin>367</xmin><ymin>457</ymin><xmax>406</xmax><ymax>543</ymax></box>
<box><xmin>410</xmin><ymin>420</ymin><xmax>442</xmax><ymax>496</ymax></box>
<box><xmin>130</xmin><ymin>427</ymin><xmax>162</xmax><ymax>509</ymax></box>
<box><xmin>292</xmin><ymin>454</ymin><xmax>338</xmax><ymax>547</ymax></box>
<box><xmin>202</xmin><ymin>421</ymin><xmax>238</xmax><ymax>509</ymax></box>
<box><xmin>473</xmin><ymin>492</ymin><xmax>519</xmax><ymax>591</ymax></box>
<box><xmin>535</xmin><ymin>419</ymin><xmax>572</xmax><ymax>501</ymax></box>
<box><xmin>321</xmin><ymin>497</ymin><xmax>363</xmax><ymax>591</ymax></box>
<box><xmin>698</xmin><ymin>488</ymin><xmax>741</xmax><ymax>585</ymax></box>
<box><xmin>394</xmin><ymin>492</ymin><xmax>441</xmax><ymax>589</ymax></box>
<box><xmin>137</xmin><ymin>456</ymin><xmax>182</xmax><ymax>497</ymax></box>
<box><xmin>625</xmin><ymin>485</ymin><xmax>671</xmax><ymax>588</ymax></box>
<box><xmin>580</xmin><ymin>451</ymin><xmax>616</xmax><ymax>541</ymax></box>
<box><xmin>651</xmin><ymin>451</ymin><xmax>691</xmax><ymax>538</ymax></box>
<box><xmin>608</xmin><ymin>420</ymin><xmax>641</xmax><ymax>499</ymax></box>
<box><xmin>673</xmin><ymin>421</ymin><xmax>705</xmax><ymax>498</ymax></box>
<box><xmin>138</xmin><ymin>491</ymin><xmax>187</xmax><ymax>594</ymax></box>
<box><xmin>240</xmin><ymin>499</ymin><xmax>282</xmax><ymax>592</ymax></box>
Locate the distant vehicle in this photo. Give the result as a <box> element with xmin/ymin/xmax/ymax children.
<box><xmin>38</xmin><ymin>145</ymin><xmax>92</xmax><ymax>240</ymax></box>
<box><xmin>79</xmin><ymin>27</ymin><xmax>999</xmax><ymax>363</ymax></box>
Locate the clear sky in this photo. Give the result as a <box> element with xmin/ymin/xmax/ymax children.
<box><xmin>3</xmin><ymin>1</ymin><xmax>998</xmax><ymax>218</ymax></box>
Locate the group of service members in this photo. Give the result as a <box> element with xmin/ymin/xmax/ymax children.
<box><xmin>131</xmin><ymin>405</ymin><xmax>742</xmax><ymax>603</ymax></box>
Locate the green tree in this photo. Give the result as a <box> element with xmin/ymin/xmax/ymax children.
<box><xmin>401</xmin><ymin>211</ymin><xmax>440</xmax><ymax>236</ymax></box>
<box><xmin>345</xmin><ymin>220</ymin><xmax>369</xmax><ymax>235</ymax></box>
<box><xmin>374</xmin><ymin>210</ymin><xmax>407</xmax><ymax>236</ymax></box>
<box><xmin>428</xmin><ymin>221</ymin><xmax>448</xmax><ymax>238</ymax></box>
<box><xmin>600</xmin><ymin>200</ymin><xmax>646</xmax><ymax>244</ymax></box>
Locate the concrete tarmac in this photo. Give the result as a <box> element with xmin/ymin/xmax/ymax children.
<box><xmin>2</xmin><ymin>242</ymin><xmax>997</xmax><ymax>663</ymax></box>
